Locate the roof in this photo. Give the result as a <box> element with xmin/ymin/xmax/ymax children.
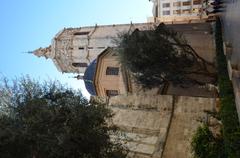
<box><xmin>83</xmin><ymin>48</ymin><xmax>112</xmax><ymax>96</ymax></box>
<box><xmin>84</xmin><ymin>47</ymin><xmax>130</xmax><ymax>96</ymax></box>
<box><xmin>83</xmin><ymin>59</ymin><xmax>97</xmax><ymax>95</ymax></box>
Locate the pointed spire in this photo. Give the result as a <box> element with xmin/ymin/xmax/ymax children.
<box><xmin>33</xmin><ymin>45</ymin><xmax>52</xmax><ymax>59</ymax></box>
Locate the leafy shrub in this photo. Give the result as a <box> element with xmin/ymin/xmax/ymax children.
<box><xmin>191</xmin><ymin>124</ymin><xmax>225</xmax><ymax>158</ymax></box>
<box><xmin>215</xmin><ymin>17</ymin><xmax>240</xmax><ymax>158</ymax></box>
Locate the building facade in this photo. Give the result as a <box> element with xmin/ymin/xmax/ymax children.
<box><xmin>83</xmin><ymin>48</ymin><xmax>131</xmax><ymax>97</ymax></box>
<box><xmin>33</xmin><ymin>23</ymin><xmax>155</xmax><ymax>74</ymax></box>
<box><xmin>149</xmin><ymin>0</ymin><xmax>207</xmax><ymax>23</ymax></box>
<box><xmin>33</xmin><ymin>22</ymin><xmax>214</xmax><ymax>76</ymax></box>
<box><xmin>32</xmin><ymin>14</ymin><xmax>220</xmax><ymax>158</ymax></box>
<box><xmin>81</xmin><ymin>22</ymin><xmax>216</xmax><ymax>98</ymax></box>
<box><xmin>34</xmin><ymin>22</ymin><xmax>216</xmax><ymax>97</ymax></box>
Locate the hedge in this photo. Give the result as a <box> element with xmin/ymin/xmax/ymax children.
<box><xmin>215</xmin><ymin>17</ymin><xmax>240</xmax><ymax>158</ymax></box>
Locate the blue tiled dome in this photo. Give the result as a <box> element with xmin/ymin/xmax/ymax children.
<box><xmin>83</xmin><ymin>59</ymin><xmax>97</xmax><ymax>95</ymax></box>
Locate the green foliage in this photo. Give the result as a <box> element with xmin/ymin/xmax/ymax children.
<box><xmin>215</xmin><ymin>18</ymin><xmax>240</xmax><ymax>158</ymax></box>
<box><xmin>117</xmin><ymin>23</ymin><xmax>216</xmax><ymax>88</ymax></box>
<box><xmin>191</xmin><ymin>124</ymin><xmax>225</xmax><ymax>158</ymax></box>
<box><xmin>0</xmin><ymin>76</ymin><xmax>126</xmax><ymax>158</ymax></box>
<box><xmin>191</xmin><ymin>18</ymin><xmax>240</xmax><ymax>158</ymax></box>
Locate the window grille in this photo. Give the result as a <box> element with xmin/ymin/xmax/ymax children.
<box><xmin>72</xmin><ymin>63</ymin><xmax>88</xmax><ymax>67</ymax></box>
<box><xmin>106</xmin><ymin>67</ymin><xmax>119</xmax><ymax>75</ymax></box>
<box><xmin>74</xmin><ymin>32</ymin><xmax>90</xmax><ymax>36</ymax></box>
<box><xmin>106</xmin><ymin>90</ymin><xmax>119</xmax><ymax>97</ymax></box>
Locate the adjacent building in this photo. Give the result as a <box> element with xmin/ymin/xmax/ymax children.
<box><xmin>148</xmin><ymin>0</ymin><xmax>207</xmax><ymax>23</ymax></box>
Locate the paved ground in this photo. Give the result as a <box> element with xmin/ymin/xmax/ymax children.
<box><xmin>222</xmin><ymin>0</ymin><xmax>240</xmax><ymax>68</ymax></box>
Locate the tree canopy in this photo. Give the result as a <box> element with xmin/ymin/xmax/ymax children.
<box><xmin>117</xmin><ymin>23</ymin><xmax>216</xmax><ymax>88</ymax></box>
<box><xmin>0</xmin><ymin>76</ymin><xmax>126</xmax><ymax>158</ymax></box>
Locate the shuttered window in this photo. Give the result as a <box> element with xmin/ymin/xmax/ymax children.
<box><xmin>162</xmin><ymin>10</ymin><xmax>170</xmax><ymax>15</ymax></box>
<box><xmin>173</xmin><ymin>2</ymin><xmax>181</xmax><ymax>7</ymax></box>
<box><xmin>173</xmin><ymin>10</ymin><xmax>181</xmax><ymax>15</ymax></box>
<box><xmin>182</xmin><ymin>1</ymin><xmax>191</xmax><ymax>6</ymax></box>
<box><xmin>162</xmin><ymin>3</ymin><xmax>170</xmax><ymax>8</ymax></box>
<box><xmin>193</xmin><ymin>0</ymin><xmax>201</xmax><ymax>5</ymax></box>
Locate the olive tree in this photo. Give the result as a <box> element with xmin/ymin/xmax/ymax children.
<box><xmin>117</xmin><ymin>23</ymin><xmax>216</xmax><ymax>88</ymax></box>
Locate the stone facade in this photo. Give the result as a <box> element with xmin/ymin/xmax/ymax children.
<box><xmin>33</xmin><ymin>22</ymin><xmax>214</xmax><ymax>75</ymax></box>
<box><xmin>162</xmin><ymin>96</ymin><xmax>215</xmax><ymax>158</ymax></box>
<box><xmin>82</xmin><ymin>22</ymin><xmax>216</xmax><ymax>98</ymax></box>
<box><xmin>103</xmin><ymin>94</ymin><xmax>216</xmax><ymax>158</ymax></box>
<box><xmin>33</xmin><ymin>16</ymin><xmax>218</xmax><ymax>157</ymax></box>
<box><xmin>33</xmin><ymin>23</ymin><xmax>155</xmax><ymax>74</ymax></box>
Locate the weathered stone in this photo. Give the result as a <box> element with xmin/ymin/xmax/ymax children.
<box><xmin>108</xmin><ymin>94</ymin><xmax>216</xmax><ymax>158</ymax></box>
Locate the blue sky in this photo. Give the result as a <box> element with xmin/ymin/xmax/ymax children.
<box><xmin>0</xmin><ymin>0</ymin><xmax>152</xmax><ymax>98</ymax></box>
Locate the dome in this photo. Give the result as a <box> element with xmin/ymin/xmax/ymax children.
<box><xmin>83</xmin><ymin>59</ymin><xmax>97</xmax><ymax>95</ymax></box>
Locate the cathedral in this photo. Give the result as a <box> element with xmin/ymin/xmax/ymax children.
<box><xmin>33</xmin><ymin>2</ymin><xmax>221</xmax><ymax>157</ymax></box>
<box><xmin>33</xmin><ymin>23</ymin><xmax>154</xmax><ymax>74</ymax></box>
<box><xmin>33</xmin><ymin>22</ymin><xmax>215</xmax><ymax>97</ymax></box>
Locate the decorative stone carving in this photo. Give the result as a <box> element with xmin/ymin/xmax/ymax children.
<box><xmin>33</xmin><ymin>45</ymin><xmax>52</xmax><ymax>59</ymax></box>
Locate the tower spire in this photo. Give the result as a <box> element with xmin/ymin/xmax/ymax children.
<box><xmin>33</xmin><ymin>45</ymin><xmax>52</xmax><ymax>59</ymax></box>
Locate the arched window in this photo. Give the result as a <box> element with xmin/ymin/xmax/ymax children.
<box><xmin>72</xmin><ymin>63</ymin><xmax>88</xmax><ymax>67</ymax></box>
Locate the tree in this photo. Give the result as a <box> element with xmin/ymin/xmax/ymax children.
<box><xmin>117</xmin><ymin>23</ymin><xmax>216</xmax><ymax>88</ymax></box>
<box><xmin>191</xmin><ymin>124</ymin><xmax>225</xmax><ymax>158</ymax></box>
<box><xmin>0</xmin><ymin>76</ymin><xmax>126</xmax><ymax>158</ymax></box>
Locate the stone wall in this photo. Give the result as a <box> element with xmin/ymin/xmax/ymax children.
<box><xmin>109</xmin><ymin>95</ymin><xmax>173</xmax><ymax>158</ymax></box>
<box><xmin>162</xmin><ymin>96</ymin><xmax>215</xmax><ymax>158</ymax></box>
<box><xmin>107</xmin><ymin>94</ymin><xmax>216</xmax><ymax>158</ymax></box>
